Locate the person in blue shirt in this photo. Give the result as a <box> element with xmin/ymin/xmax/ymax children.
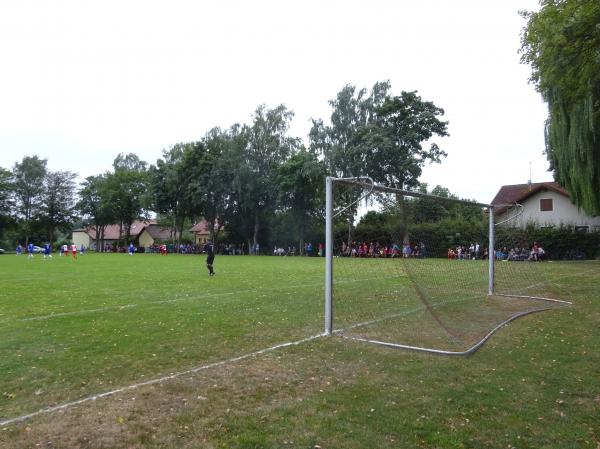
<box><xmin>27</xmin><ymin>242</ymin><xmax>34</xmax><ymax>258</ymax></box>
<box><xmin>128</xmin><ymin>242</ymin><xmax>135</xmax><ymax>255</ymax></box>
<box><xmin>43</xmin><ymin>243</ymin><xmax>53</xmax><ymax>259</ymax></box>
<box><xmin>16</xmin><ymin>243</ymin><xmax>22</xmax><ymax>256</ymax></box>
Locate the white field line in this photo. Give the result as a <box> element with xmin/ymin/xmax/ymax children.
<box><xmin>2</xmin><ymin>276</ymin><xmax>399</xmax><ymax>324</ymax></box>
<box><xmin>0</xmin><ymin>280</ymin><xmax>577</xmax><ymax>428</ymax></box>
<box><xmin>0</xmin><ymin>333</ymin><xmax>325</xmax><ymax>428</ymax></box>
<box><xmin>0</xmin><ymin>295</ymin><xmax>474</xmax><ymax>428</ymax></box>
<box><xmin>18</xmin><ymin>293</ymin><xmax>237</xmax><ymax>322</ymax></box>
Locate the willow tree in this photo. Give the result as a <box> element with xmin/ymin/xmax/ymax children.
<box><xmin>520</xmin><ymin>0</ymin><xmax>600</xmax><ymax>215</ymax></box>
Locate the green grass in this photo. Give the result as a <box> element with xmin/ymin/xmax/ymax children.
<box><xmin>0</xmin><ymin>253</ymin><xmax>598</xmax><ymax>448</ymax></box>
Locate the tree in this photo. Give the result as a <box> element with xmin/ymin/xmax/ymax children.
<box><xmin>109</xmin><ymin>153</ymin><xmax>149</xmax><ymax>245</ymax></box>
<box><xmin>233</xmin><ymin>105</ymin><xmax>300</xmax><ymax>250</ymax></box>
<box><xmin>310</xmin><ymin>82</ymin><xmax>391</xmax><ymax>243</ymax></box>
<box><xmin>275</xmin><ymin>147</ymin><xmax>326</xmax><ymax>253</ymax></box>
<box><xmin>0</xmin><ymin>167</ymin><xmax>14</xmax><ymax>243</ymax></box>
<box><xmin>409</xmin><ymin>184</ymin><xmax>483</xmax><ymax>224</ymax></box>
<box><xmin>77</xmin><ymin>174</ymin><xmax>115</xmax><ymax>251</ymax></box>
<box><xmin>351</xmin><ymin>90</ymin><xmax>448</xmax><ymax>243</ymax></box>
<box><xmin>520</xmin><ymin>0</ymin><xmax>600</xmax><ymax>215</ymax></box>
<box><xmin>310</xmin><ymin>81</ymin><xmax>390</xmax><ymax>178</ymax></box>
<box><xmin>352</xmin><ymin>91</ymin><xmax>448</xmax><ymax>189</ymax></box>
<box><xmin>149</xmin><ymin>143</ymin><xmax>195</xmax><ymax>247</ymax></box>
<box><xmin>40</xmin><ymin>171</ymin><xmax>77</xmax><ymax>247</ymax></box>
<box><xmin>12</xmin><ymin>156</ymin><xmax>47</xmax><ymax>245</ymax></box>
<box><xmin>196</xmin><ymin>127</ymin><xmax>239</xmax><ymax>243</ymax></box>
<box><xmin>411</xmin><ymin>184</ymin><xmax>452</xmax><ymax>224</ymax></box>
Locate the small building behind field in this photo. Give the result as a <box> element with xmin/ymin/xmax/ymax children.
<box><xmin>71</xmin><ymin>220</ymin><xmax>163</xmax><ymax>250</ymax></box>
<box><xmin>189</xmin><ymin>218</ymin><xmax>223</xmax><ymax>244</ymax></box>
<box><xmin>138</xmin><ymin>224</ymin><xmax>173</xmax><ymax>248</ymax></box>
<box><xmin>491</xmin><ymin>182</ymin><xmax>600</xmax><ymax>230</ymax></box>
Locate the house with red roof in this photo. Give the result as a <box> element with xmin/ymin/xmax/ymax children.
<box><xmin>491</xmin><ymin>181</ymin><xmax>600</xmax><ymax>230</ymax></box>
<box><xmin>72</xmin><ymin>220</ymin><xmax>172</xmax><ymax>250</ymax></box>
<box><xmin>189</xmin><ymin>218</ymin><xmax>222</xmax><ymax>244</ymax></box>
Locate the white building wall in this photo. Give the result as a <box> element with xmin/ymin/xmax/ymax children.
<box><xmin>72</xmin><ymin>231</ymin><xmax>92</xmax><ymax>248</ymax></box>
<box><xmin>499</xmin><ymin>190</ymin><xmax>600</xmax><ymax>229</ymax></box>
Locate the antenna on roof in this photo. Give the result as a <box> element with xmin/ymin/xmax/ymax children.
<box><xmin>528</xmin><ymin>161</ymin><xmax>532</xmax><ymax>186</ymax></box>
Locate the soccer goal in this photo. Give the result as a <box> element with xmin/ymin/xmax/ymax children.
<box><xmin>324</xmin><ymin>177</ymin><xmax>571</xmax><ymax>355</ymax></box>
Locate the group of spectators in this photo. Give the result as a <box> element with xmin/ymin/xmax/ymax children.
<box><xmin>339</xmin><ymin>241</ymin><xmax>427</xmax><ymax>258</ymax></box>
<box><xmin>273</xmin><ymin>246</ymin><xmax>297</xmax><ymax>256</ymax></box>
<box><xmin>448</xmin><ymin>243</ymin><xmax>485</xmax><ymax>260</ymax></box>
<box><xmin>447</xmin><ymin>242</ymin><xmax>547</xmax><ymax>262</ymax></box>
<box><xmin>145</xmin><ymin>243</ymin><xmax>246</xmax><ymax>255</ymax></box>
<box><xmin>495</xmin><ymin>242</ymin><xmax>546</xmax><ymax>261</ymax></box>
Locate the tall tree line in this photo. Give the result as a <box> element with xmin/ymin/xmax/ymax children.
<box><xmin>0</xmin><ymin>81</ymin><xmax>448</xmax><ymax>251</ymax></box>
<box><xmin>0</xmin><ymin>156</ymin><xmax>78</xmax><ymax>249</ymax></box>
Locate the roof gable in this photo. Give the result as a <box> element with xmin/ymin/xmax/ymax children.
<box><xmin>77</xmin><ymin>220</ymin><xmax>157</xmax><ymax>240</ymax></box>
<box><xmin>190</xmin><ymin>218</ymin><xmax>221</xmax><ymax>234</ymax></box>
<box><xmin>491</xmin><ymin>182</ymin><xmax>570</xmax><ymax>209</ymax></box>
<box><xmin>143</xmin><ymin>224</ymin><xmax>172</xmax><ymax>240</ymax></box>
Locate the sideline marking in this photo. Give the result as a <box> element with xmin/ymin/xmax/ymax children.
<box><xmin>0</xmin><ymin>333</ymin><xmax>324</xmax><ymax>427</ymax></box>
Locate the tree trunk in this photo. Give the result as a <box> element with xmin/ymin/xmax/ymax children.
<box><xmin>253</xmin><ymin>213</ymin><xmax>260</xmax><ymax>249</ymax></box>
<box><xmin>94</xmin><ymin>224</ymin><xmax>100</xmax><ymax>252</ymax></box>
<box><xmin>346</xmin><ymin>215</ymin><xmax>353</xmax><ymax>247</ymax></box>
<box><xmin>175</xmin><ymin>215</ymin><xmax>184</xmax><ymax>249</ymax></box>
<box><xmin>209</xmin><ymin>220</ymin><xmax>215</xmax><ymax>244</ymax></box>
<box><xmin>125</xmin><ymin>222</ymin><xmax>132</xmax><ymax>247</ymax></box>
<box><xmin>49</xmin><ymin>226</ymin><xmax>54</xmax><ymax>250</ymax></box>
<box><xmin>396</xmin><ymin>193</ymin><xmax>410</xmax><ymax>245</ymax></box>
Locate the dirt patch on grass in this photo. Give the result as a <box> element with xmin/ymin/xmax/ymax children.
<box><xmin>0</xmin><ymin>338</ymin><xmax>379</xmax><ymax>449</ymax></box>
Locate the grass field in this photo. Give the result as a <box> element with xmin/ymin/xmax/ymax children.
<box><xmin>0</xmin><ymin>253</ymin><xmax>598</xmax><ymax>448</ymax></box>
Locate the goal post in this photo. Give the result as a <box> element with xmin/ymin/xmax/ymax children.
<box><xmin>324</xmin><ymin>176</ymin><xmax>333</xmax><ymax>335</ymax></box>
<box><xmin>323</xmin><ymin>177</ymin><xmax>569</xmax><ymax>354</ymax></box>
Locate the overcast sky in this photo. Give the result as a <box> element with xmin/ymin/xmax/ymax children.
<box><xmin>0</xmin><ymin>0</ymin><xmax>548</xmax><ymax>204</ymax></box>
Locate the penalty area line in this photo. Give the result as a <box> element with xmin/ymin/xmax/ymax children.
<box><xmin>0</xmin><ymin>333</ymin><xmax>325</xmax><ymax>428</ymax></box>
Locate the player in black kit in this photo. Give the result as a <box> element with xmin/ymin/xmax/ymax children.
<box><xmin>205</xmin><ymin>242</ymin><xmax>215</xmax><ymax>276</ymax></box>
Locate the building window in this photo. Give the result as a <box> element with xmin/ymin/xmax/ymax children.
<box><xmin>540</xmin><ymin>198</ymin><xmax>553</xmax><ymax>211</ymax></box>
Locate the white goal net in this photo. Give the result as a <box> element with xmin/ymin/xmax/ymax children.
<box><xmin>324</xmin><ymin>177</ymin><xmax>571</xmax><ymax>355</ymax></box>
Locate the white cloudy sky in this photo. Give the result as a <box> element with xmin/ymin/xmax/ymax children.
<box><xmin>0</xmin><ymin>0</ymin><xmax>548</xmax><ymax>204</ymax></box>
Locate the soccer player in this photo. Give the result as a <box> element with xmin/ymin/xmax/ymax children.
<box><xmin>16</xmin><ymin>243</ymin><xmax>22</xmax><ymax>256</ymax></box>
<box><xmin>128</xmin><ymin>242</ymin><xmax>135</xmax><ymax>255</ymax></box>
<box><xmin>61</xmin><ymin>243</ymin><xmax>68</xmax><ymax>257</ymax></box>
<box><xmin>204</xmin><ymin>242</ymin><xmax>215</xmax><ymax>276</ymax></box>
<box><xmin>27</xmin><ymin>242</ymin><xmax>34</xmax><ymax>258</ymax></box>
<box><xmin>43</xmin><ymin>243</ymin><xmax>53</xmax><ymax>259</ymax></box>
<box><xmin>71</xmin><ymin>243</ymin><xmax>77</xmax><ymax>260</ymax></box>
